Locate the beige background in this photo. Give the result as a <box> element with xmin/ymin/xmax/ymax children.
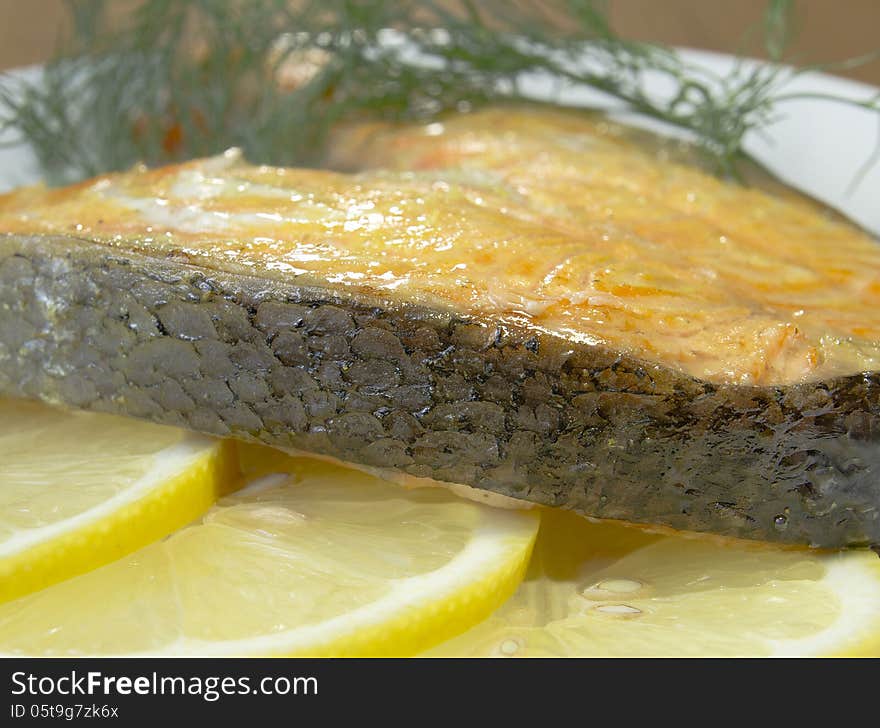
<box><xmin>1</xmin><ymin>1</ymin><xmax>878</xmax><ymax>86</ymax></box>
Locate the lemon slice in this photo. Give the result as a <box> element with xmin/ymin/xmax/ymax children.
<box><xmin>0</xmin><ymin>398</ymin><xmax>237</xmax><ymax>603</ymax></box>
<box><xmin>427</xmin><ymin>508</ymin><xmax>880</xmax><ymax>657</ymax></box>
<box><xmin>0</xmin><ymin>457</ymin><xmax>538</xmax><ymax>656</ymax></box>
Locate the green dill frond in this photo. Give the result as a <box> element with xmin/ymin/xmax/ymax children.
<box><xmin>0</xmin><ymin>0</ymin><xmax>878</xmax><ymax>185</ymax></box>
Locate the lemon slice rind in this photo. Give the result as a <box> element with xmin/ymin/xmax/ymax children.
<box><xmin>0</xmin><ymin>437</ymin><xmax>227</xmax><ymax>559</ymax></box>
<box><xmin>161</xmin><ymin>507</ymin><xmax>536</xmax><ymax>657</ymax></box>
<box><xmin>0</xmin><ymin>426</ymin><xmax>237</xmax><ymax>604</ymax></box>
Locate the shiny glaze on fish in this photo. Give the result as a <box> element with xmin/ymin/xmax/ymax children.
<box><xmin>2</xmin><ymin>107</ymin><xmax>879</xmax><ymax>386</ymax></box>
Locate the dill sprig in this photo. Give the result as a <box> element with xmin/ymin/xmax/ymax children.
<box><xmin>1</xmin><ymin>0</ymin><xmax>878</xmax><ymax>185</ymax></box>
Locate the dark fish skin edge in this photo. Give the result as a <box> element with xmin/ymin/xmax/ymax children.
<box><xmin>2</xmin><ymin>234</ymin><xmax>879</xmax><ymax>548</ymax></box>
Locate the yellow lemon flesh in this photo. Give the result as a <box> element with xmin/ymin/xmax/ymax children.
<box><xmin>427</xmin><ymin>508</ymin><xmax>880</xmax><ymax>657</ymax></box>
<box><xmin>0</xmin><ymin>398</ymin><xmax>237</xmax><ymax>603</ymax></box>
<box><xmin>0</xmin><ymin>457</ymin><xmax>538</xmax><ymax>656</ymax></box>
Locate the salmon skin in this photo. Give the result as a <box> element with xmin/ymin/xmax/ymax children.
<box><xmin>1</xmin><ymin>107</ymin><xmax>879</xmax><ymax>547</ymax></box>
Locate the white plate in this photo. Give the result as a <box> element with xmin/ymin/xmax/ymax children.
<box><xmin>1</xmin><ymin>49</ymin><xmax>878</xmax><ymax>234</ymax></box>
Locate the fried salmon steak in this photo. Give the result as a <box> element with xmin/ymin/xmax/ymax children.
<box><xmin>1</xmin><ymin>107</ymin><xmax>879</xmax><ymax>546</ymax></box>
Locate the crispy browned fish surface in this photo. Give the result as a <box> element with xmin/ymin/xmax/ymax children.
<box><xmin>1</xmin><ymin>107</ymin><xmax>879</xmax><ymax>546</ymax></box>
